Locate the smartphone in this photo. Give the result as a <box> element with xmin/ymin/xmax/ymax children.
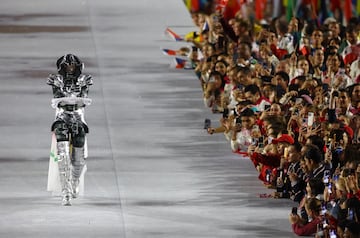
<box><xmin>291</xmin><ymin>207</ymin><xmax>297</xmax><ymax>215</ymax></box>
<box><xmin>329</xmin><ymin>230</ymin><xmax>337</xmax><ymax>238</ymax></box>
<box><xmin>348</xmin><ymin>208</ymin><xmax>354</xmax><ymax>221</ymax></box>
<box><xmin>264</xmin><ymin>104</ymin><xmax>271</xmax><ymax>111</ymax></box>
<box><xmin>204</xmin><ymin>118</ymin><xmax>211</xmax><ymax>130</ymax></box>
<box><xmin>284</xmin><ymin>147</ymin><xmax>289</xmax><ymax>158</ymax></box>
<box><xmin>323</xmin><ymin>170</ymin><xmax>330</xmax><ymax>186</ymax></box>
<box><xmin>235</xmin><ymin>117</ymin><xmax>242</xmax><ymax>125</ymax></box>
<box><xmin>251</xmin><ymin>138</ymin><xmax>258</xmax><ymax>146</ymax></box>
<box><xmin>339</xmin><ymin>68</ymin><xmax>346</xmax><ymax>76</ymax></box>
<box><xmin>328</xmin><ymin>183</ymin><xmax>332</xmax><ymax>194</ymax></box>
<box><xmin>302</xmin><ymin>117</ymin><xmax>308</xmax><ymax>127</ymax></box>
<box><xmin>258</xmin><ymin>136</ymin><xmax>264</xmax><ymax>148</ymax></box>
<box><xmin>222</xmin><ymin>108</ymin><xmax>229</xmax><ymax>119</ymax></box>
<box><xmin>307</xmin><ymin>112</ymin><xmax>314</xmax><ymax>127</ymax></box>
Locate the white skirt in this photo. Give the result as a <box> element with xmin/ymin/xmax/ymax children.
<box><xmin>47</xmin><ymin>133</ymin><xmax>87</xmax><ymax>196</ymax></box>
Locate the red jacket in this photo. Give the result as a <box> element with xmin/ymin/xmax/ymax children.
<box><xmin>292</xmin><ymin>216</ymin><xmax>322</xmax><ymax>236</ymax></box>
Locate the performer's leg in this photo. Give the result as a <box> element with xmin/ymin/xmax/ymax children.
<box><xmin>54</xmin><ymin>123</ymin><xmax>72</xmax><ymax>205</ymax></box>
<box><xmin>71</xmin><ymin>126</ymin><xmax>86</xmax><ymax>198</ymax></box>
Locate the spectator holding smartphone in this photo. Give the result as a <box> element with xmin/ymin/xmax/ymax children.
<box><xmin>289</xmin><ymin>197</ymin><xmax>323</xmax><ymax>236</ymax></box>
<box><xmin>230</xmin><ymin>108</ymin><xmax>257</xmax><ymax>155</ymax></box>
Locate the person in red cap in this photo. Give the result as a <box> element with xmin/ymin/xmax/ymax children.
<box><xmin>248</xmin><ymin>134</ymin><xmax>294</xmax><ymax>185</ymax></box>
<box><xmin>272</xmin><ymin>134</ymin><xmax>295</xmax><ymax>144</ymax></box>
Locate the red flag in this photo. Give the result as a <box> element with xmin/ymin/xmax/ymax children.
<box><xmin>223</xmin><ymin>0</ymin><xmax>242</xmax><ymax>21</ymax></box>
<box><xmin>344</xmin><ymin>0</ymin><xmax>352</xmax><ymax>23</ymax></box>
<box><xmin>342</xmin><ymin>45</ymin><xmax>360</xmax><ymax>65</ymax></box>
<box><xmin>215</xmin><ymin>0</ymin><xmax>228</xmax><ymax>12</ymax></box>
<box><xmin>255</xmin><ymin>0</ymin><xmax>266</xmax><ymax>20</ymax></box>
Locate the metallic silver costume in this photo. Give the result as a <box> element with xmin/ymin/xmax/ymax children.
<box><xmin>47</xmin><ymin>54</ymin><xmax>92</xmax><ymax>205</ymax></box>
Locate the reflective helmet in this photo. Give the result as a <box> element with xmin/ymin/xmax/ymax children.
<box><xmin>56</xmin><ymin>54</ymin><xmax>83</xmax><ymax>78</ymax></box>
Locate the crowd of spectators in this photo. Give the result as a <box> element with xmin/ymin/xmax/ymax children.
<box><xmin>170</xmin><ymin>1</ymin><xmax>360</xmax><ymax>237</ymax></box>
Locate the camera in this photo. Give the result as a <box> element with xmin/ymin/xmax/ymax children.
<box><xmin>204</xmin><ymin>118</ymin><xmax>211</xmax><ymax>130</ymax></box>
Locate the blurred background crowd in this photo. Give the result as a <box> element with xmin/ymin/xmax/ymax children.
<box><xmin>165</xmin><ymin>0</ymin><xmax>360</xmax><ymax>237</ymax></box>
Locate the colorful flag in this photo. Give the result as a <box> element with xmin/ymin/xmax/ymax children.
<box><xmin>162</xmin><ymin>49</ymin><xmax>178</xmax><ymax>56</ymax></box>
<box><xmin>342</xmin><ymin>44</ymin><xmax>360</xmax><ymax>65</ymax></box>
<box><xmin>164</xmin><ymin>27</ymin><xmax>184</xmax><ymax>42</ymax></box>
<box><xmin>183</xmin><ymin>0</ymin><xmax>216</xmax><ymax>15</ymax></box>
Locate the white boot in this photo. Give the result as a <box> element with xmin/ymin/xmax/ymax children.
<box><xmin>71</xmin><ymin>147</ymin><xmax>85</xmax><ymax>198</ymax></box>
<box><xmin>57</xmin><ymin>141</ymin><xmax>72</xmax><ymax>206</ymax></box>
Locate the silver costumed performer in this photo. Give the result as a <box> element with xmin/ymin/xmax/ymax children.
<box><xmin>46</xmin><ymin>54</ymin><xmax>92</xmax><ymax>206</ymax></box>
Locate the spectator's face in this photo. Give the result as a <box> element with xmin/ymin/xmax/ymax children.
<box><xmin>233</xmin><ymin>21</ymin><xmax>241</xmax><ymax>36</ymax></box>
<box><xmin>202</xmin><ymin>45</ymin><xmax>214</xmax><ymax>58</ymax></box>
<box><xmin>300</xmin><ymin>159</ymin><xmax>309</xmax><ymax>173</ymax></box>
<box><xmin>244</xmin><ymin>91</ymin><xmax>257</xmax><ymax>104</ymax></box>
<box><xmin>270</xmin><ymin>104</ymin><xmax>282</xmax><ymax>115</ymax></box>
<box><xmin>313</xmin><ymin>49</ymin><xmax>324</xmax><ymax>66</ymax></box>
<box><xmin>215</xmin><ymin>62</ymin><xmax>227</xmax><ymax>76</ymax></box>
<box><xmin>274</xmin><ymin>75</ymin><xmax>288</xmax><ymax>90</ymax></box>
<box><xmin>329</xmin><ymin>39</ymin><xmax>339</xmax><ymax>49</ymax></box>
<box><xmin>326</xmin><ymin>55</ymin><xmax>341</xmax><ymax>72</ymax></box>
<box><xmin>262</xmin><ymin>85</ymin><xmax>273</xmax><ymax>99</ymax></box>
<box><xmin>267</xmin><ymin>32</ymin><xmax>277</xmax><ymax>45</ymax></box>
<box><xmin>346</xmin><ymin>31</ymin><xmax>357</xmax><ymax>45</ymax></box>
<box><xmin>259</xmin><ymin>44</ymin><xmax>269</xmax><ymax>59</ymax></box>
<box><xmin>351</xmin><ymin>85</ymin><xmax>360</xmax><ymax>103</ymax></box>
<box><xmin>304</xmin><ymin>157</ymin><xmax>313</xmax><ymax>171</ymax></box>
<box><xmin>227</xmin><ymin>42</ymin><xmax>235</xmax><ymax>55</ymax></box>
<box><xmin>339</xmin><ymin>91</ymin><xmax>350</xmax><ymax>108</ymax></box>
<box><xmin>275</xmin><ymin>60</ymin><xmax>290</xmax><ymax>74</ymax></box>
<box><xmin>276</xmin><ymin>142</ymin><xmax>288</xmax><ymax>155</ymax></box>
<box><xmin>297</xmin><ymin>59</ymin><xmax>310</xmax><ymax>75</ymax></box>
<box><xmin>227</xmin><ymin>68</ymin><xmax>237</xmax><ymax>83</ymax></box>
<box><xmin>191</xmin><ymin>13</ymin><xmax>201</xmax><ymax>27</ymax></box>
<box><xmin>213</xmin><ymin>75</ymin><xmax>222</xmax><ymax>88</ymax></box>
<box><xmin>287</xmin><ymin>145</ymin><xmax>300</xmax><ymax>163</ymax></box>
<box><xmin>311</xmin><ymin>30</ymin><xmax>323</xmax><ymax>46</ymax></box>
<box><xmin>240</xmin><ymin>116</ymin><xmax>254</xmax><ymax>129</ymax></box>
<box><xmin>328</xmin><ymin>22</ymin><xmax>340</xmax><ymax>37</ymax></box>
<box><xmin>237</xmin><ymin>43</ymin><xmax>251</xmax><ymax>59</ymax></box>
<box><xmin>237</xmin><ymin>71</ymin><xmax>252</xmax><ymax>85</ymax></box>
<box><xmin>213</xmin><ymin>23</ymin><xmax>223</xmax><ymax>35</ymax></box>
